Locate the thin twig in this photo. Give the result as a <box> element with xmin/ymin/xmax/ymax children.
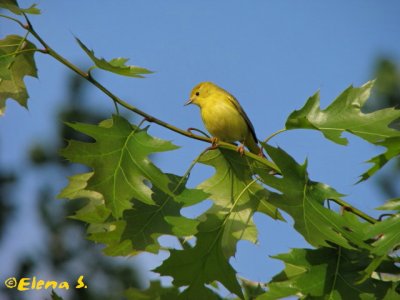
<box><xmin>19</xmin><ymin>13</ymin><xmax>279</xmax><ymax>170</ymax></box>
<box><xmin>263</xmin><ymin>128</ymin><xmax>287</xmax><ymax>143</ymax></box>
<box><xmin>328</xmin><ymin>198</ymin><xmax>377</xmax><ymax>224</ymax></box>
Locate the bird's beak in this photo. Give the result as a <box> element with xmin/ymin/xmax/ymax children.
<box><xmin>184</xmin><ymin>98</ymin><xmax>193</xmax><ymax>106</ymax></box>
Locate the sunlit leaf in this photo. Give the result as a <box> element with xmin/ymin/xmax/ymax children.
<box><xmin>197</xmin><ymin>149</ymin><xmax>283</xmax><ymax>257</ymax></box>
<box><xmin>286</xmin><ymin>81</ymin><xmax>400</xmax><ymax>145</ymax></box>
<box><xmin>155</xmin><ymin>149</ymin><xmax>283</xmax><ymax>299</ymax></box>
<box><xmin>285</xmin><ymin>81</ymin><xmax>400</xmax><ymax>181</ymax></box>
<box><xmin>60</xmin><ymin>115</ymin><xmax>179</xmax><ymax>218</ymax></box>
<box><xmin>0</xmin><ymin>35</ymin><xmax>37</xmax><ymax>115</ymax></box>
<box><xmin>0</xmin><ymin>0</ymin><xmax>40</xmax><ymax>15</ymax></box>
<box><xmin>76</xmin><ymin>38</ymin><xmax>152</xmax><ymax>77</ymax></box>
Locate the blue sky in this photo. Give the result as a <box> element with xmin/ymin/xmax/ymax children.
<box><xmin>1</xmin><ymin>0</ymin><xmax>400</xmax><ymax>296</ymax></box>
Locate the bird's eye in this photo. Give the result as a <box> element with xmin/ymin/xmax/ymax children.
<box><xmin>195</xmin><ymin>92</ymin><xmax>200</xmax><ymax>96</ymax></box>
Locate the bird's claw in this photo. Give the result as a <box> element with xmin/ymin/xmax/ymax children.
<box><xmin>206</xmin><ymin>137</ymin><xmax>219</xmax><ymax>151</ymax></box>
<box><xmin>237</xmin><ymin>144</ymin><xmax>245</xmax><ymax>156</ymax></box>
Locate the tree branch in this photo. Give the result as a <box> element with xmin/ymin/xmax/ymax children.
<box><xmin>16</xmin><ymin>14</ymin><xmax>378</xmax><ymax>225</ymax></box>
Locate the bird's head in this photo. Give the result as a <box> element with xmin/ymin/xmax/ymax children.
<box><xmin>185</xmin><ymin>82</ymin><xmax>220</xmax><ymax>107</ymax></box>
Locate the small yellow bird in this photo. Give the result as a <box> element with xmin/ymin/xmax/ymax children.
<box><xmin>185</xmin><ymin>82</ymin><xmax>263</xmax><ymax>156</ymax></box>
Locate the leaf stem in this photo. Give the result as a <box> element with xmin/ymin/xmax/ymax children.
<box><xmin>0</xmin><ymin>14</ymin><xmax>25</xmax><ymax>26</ymax></box>
<box><xmin>263</xmin><ymin>128</ymin><xmax>287</xmax><ymax>144</ymax></box>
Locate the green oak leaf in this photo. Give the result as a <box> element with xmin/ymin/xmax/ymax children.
<box><xmin>258</xmin><ymin>144</ymin><xmax>371</xmax><ymax>250</ymax></box>
<box><xmin>124</xmin><ymin>280</ymin><xmax>180</xmax><ymax>300</ymax></box>
<box><xmin>155</xmin><ymin>214</ymin><xmax>244</xmax><ymax>299</ymax></box>
<box><xmin>155</xmin><ymin>149</ymin><xmax>284</xmax><ymax>299</ymax></box>
<box><xmin>286</xmin><ymin>81</ymin><xmax>400</xmax><ymax>145</ymax></box>
<box><xmin>76</xmin><ymin>38</ymin><xmax>153</xmax><ymax>77</ymax></box>
<box><xmin>258</xmin><ymin>248</ymin><xmax>399</xmax><ymax>300</ymax></box>
<box><xmin>197</xmin><ymin>149</ymin><xmax>283</xmax><ymax>258</ymax></box>
<box><xmin>60</xmin><ymin>115</ymin><xmax>179</xmax><ymax>218</ymax></box>
<box><xmin>0</xmin><ymin>0</ymin><xmax>40</xmax><ymax>15</ymax></box>
<box><xmin>120</xmin><ymin>173</ymin><xmax>205</xmax><ymax>253</ymax></box>
<box><xmin>0</xmin><ymin>35</ymin><xmax>37</xmax><ymax>115</ymax></box>
<box><xmin>285</xmin><ymin>81</ymin><xmax>400</xmax><ymax>182</ymax></box>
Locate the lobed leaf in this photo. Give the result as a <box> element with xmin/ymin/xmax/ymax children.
<box><xmin>155</xmin><ymin>214</ymin><xmax>244</xmax><ymax>299</ymax></box>
<box><xmin>59</xmin><ymin>116</ymin><xmax>210</xmax><ymax>254</ymax></box>
<box><xmin>61</xmin><ymin>115</ymin><xmax>179</xmax><ymax>218</ymax></box>
<box><xmin>258</xmin><ymin>144</ymin><xmax>372</xmax><ymax>250</ymax></box>
<box><xmin>285</xmin><ymin>81</ymin><xmax>400</xmax><ymax>181</ymax></box>
<box><xmin>0</xmin><ymin>35</ymin><xmax>37</xmax><ymax>115</ymax></box>
<box><xmin>76</xmin><ymin>38</ymin><xmax>153</xmax><ymax>78</ymax></box>
<box><xmin>197</xmin><ymin>149</ymin><xmax>283</xmax><ymax>258</ymax></box>
<box><xmin>153</xmin><ymin>148</ymin><xmax>285</xmax><ymax>298</ymax></box>
<box><xmin>120</xmin><ymin>173</ymin><xmax>205</xmax><ymax>253</ymax></box>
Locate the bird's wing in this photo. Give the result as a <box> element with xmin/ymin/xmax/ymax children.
<box><xmin>226</xmin><ymin>94</ymin><xmax>258</xmax><ymax>143</ymax></box>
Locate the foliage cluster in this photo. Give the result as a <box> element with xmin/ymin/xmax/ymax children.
<box><xmin>1</xmin><ymin>1</ymin><xmax>399</xmax><ymax>299</ymax></box>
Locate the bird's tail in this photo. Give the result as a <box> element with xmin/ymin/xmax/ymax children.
<box><xmin>245</xmin><ymin>133</ymin><xmax>265</xmax><ymax>157</ymax></box>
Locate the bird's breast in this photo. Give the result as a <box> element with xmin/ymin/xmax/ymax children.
<box><xmin>200</xmin><ymin>100</ymin><xmax>248</xmax><ymax>142</ymax></box>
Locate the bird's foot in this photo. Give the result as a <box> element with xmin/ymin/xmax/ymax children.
<box><xmin>237</xmin><ymin>144</ymin><xmax>245</xmax><ymax>156</ymax></box>
<box><xmin>206</xmin><ymin>137</ymin><xmax>219</xmax><ymax>151</ymax></box>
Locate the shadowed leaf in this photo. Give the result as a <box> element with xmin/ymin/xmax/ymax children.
<box><xmin>258</xmin><ymin>247</ymin><xmax>399</xmax><ymax>300</ymax></box>
<box><xmin>120</xmin><ymin>173</ymin><xmax>205</xmax><ymax>253</ymax></box>
<box><xmin>258</xmin><ymin>144</ymin><xmax>371</xmax><ymax>250</ymax></box>
<box><xmin>155</xmin><ymin>214</ymin><xmax>244</xmax><ymax>299</ymax></box>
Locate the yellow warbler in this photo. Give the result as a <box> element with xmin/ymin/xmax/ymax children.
<box><xmin>185</xmin><ymin>82</ymin><xmax>263</xmax><ymax>156</ymax></box>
